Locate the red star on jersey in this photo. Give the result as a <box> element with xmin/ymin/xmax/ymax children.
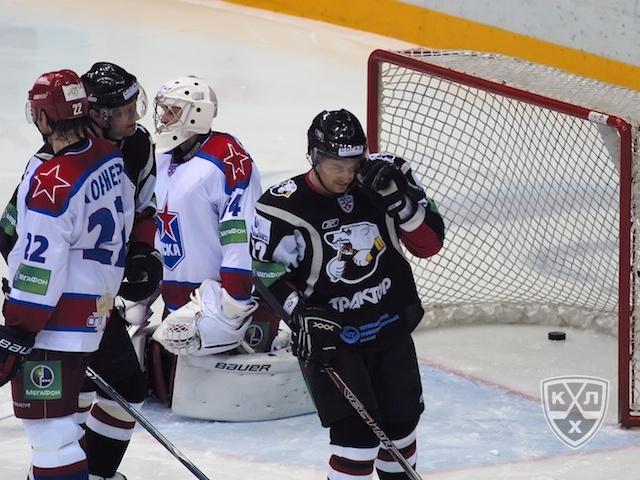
<box><xmin>32</xmin><ymin>164</ymin><xmax>71</xmax><ymax>203</ymax></box>
<box><xmin>157</xmin><ymin>199</ymin><xmax>179</xmax><ymax>241</ymax></box>
<box><xmin>223</xmin><ymin>143</ymin><xmax>250</xmax><ymax>181</ymax></box>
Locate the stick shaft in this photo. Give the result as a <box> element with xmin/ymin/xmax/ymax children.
<box><xmin>251</xmin><ymin>275</ymin><xmax>423</xmax><ymax>480</ymax></box>
<box><xmin>323</xmin><ymin>367</ymin><xmax>423</xmax><ymax>480</ymax></box>
<box><xmin>86</xmin><ymin>366</ymin><xmax>211</xmax><ymax>480</ymax></box>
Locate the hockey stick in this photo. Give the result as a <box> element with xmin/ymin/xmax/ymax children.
<box><xmin>322</xmin><ymin>367</ymin><xmax>423</xmax><ymax>480</ymax></box>
<box><xmin>251</xmin><ymin>275</ymin><xmax>423</xmax><ymax>480</ymax></box>
<box><xmin>86</xmin><ymin>366</ymin><xmax>211</xmax><ymax>480</ymax></box>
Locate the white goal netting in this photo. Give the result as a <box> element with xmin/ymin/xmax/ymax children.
<box><xmin>368</xmin><ymin>49</ymin><xmax>640</xmax><ymax>425</ymax></box>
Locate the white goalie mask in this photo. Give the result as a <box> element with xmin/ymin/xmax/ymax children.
<box><xmin>153</xmin><ymin>76</ymin><xmax>218</xmax><ymax>153</ymax></box>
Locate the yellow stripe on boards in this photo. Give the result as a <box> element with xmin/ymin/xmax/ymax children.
<box><xmin>223</xmin><ymin>0</ymin><xmax>640</xmax><ymax>91</ymax></box>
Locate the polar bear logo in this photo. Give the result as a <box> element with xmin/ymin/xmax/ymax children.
<box><xmin>323</xmin><ymin>221</ymin><xmax>386</xmax><ymax>284</ymax></box>
<box><xmin>269</xmin><ymin>179</ymin><xmax>297</xmax><ymax>198</ymax></box>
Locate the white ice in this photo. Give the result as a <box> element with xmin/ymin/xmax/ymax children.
<box><xmin>2</xmin><ymin>0</ymin><xmax>640</xmax><ymax>479</ymax></box>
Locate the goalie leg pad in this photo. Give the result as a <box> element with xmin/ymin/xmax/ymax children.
<box><xmin>171</xmin><ymin>348</ymin><xmax>315</xmax><ymax>421</ymax></box>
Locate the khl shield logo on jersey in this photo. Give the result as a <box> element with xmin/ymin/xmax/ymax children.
<box><xmin>541</xmin><ymin>375</ymin><xmax>609</xmax><ymax>448</ymax></box>
<box><xmin>156</xmin><ymin>199</ymin><xmax>185</xmax><ymax>270</ymax></box>
<box><xmin>323</xmin><ymin>221</ymin><xmax>386</xmax><ymax>284</ymax></box>
<box><xmin>337</xmin><ymin>194</ymin><xmax>354</xmax><ymax>213</ymax></box>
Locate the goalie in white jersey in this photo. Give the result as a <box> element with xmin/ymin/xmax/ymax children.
<box><xmin>0</xmin><ymin>70</ymin><xmax>135</xmax><ymax>479</ymax></box>
<box><xmin>151</xmin><ymin>76</ymin><xmax>278</xmax><ymax>379</ymax></box>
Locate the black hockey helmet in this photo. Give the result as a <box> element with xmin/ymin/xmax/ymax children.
<box><xmin>307</xmin><ymin>109</ymin><xmax>366</xmax><ymax>165</ymax></box>
<box><xmin>81</xmin><ymin>62</ymin><xmax>141</xmax><ymax>109</ymax></box>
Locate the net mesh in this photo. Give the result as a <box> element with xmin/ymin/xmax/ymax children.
<box><xmin>372</xmin><ymin>49</ymin><xmax>640</xmax><ymax>418</ymax></box>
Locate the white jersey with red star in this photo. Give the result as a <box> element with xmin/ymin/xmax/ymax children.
<box><xmin>155</xmin><ymin>132</ymin><xmax>261</xmax><ymax>311</ymax></box>
<box><xmin>5</xmin><ymin>138</ymin><xmax>136</xmax><ymax>352</ymax></box>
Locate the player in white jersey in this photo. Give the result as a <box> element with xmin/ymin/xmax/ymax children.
<box><xmin>0</xmin><ymin>70</ymin><xmax>135</xmax><ymax>480</ymax></box>
<box><xmin>150</xmin><ymin>76</ymin><xmax>278</xmax><ymax>376</ymax></box>
<box><xmin>0</xmin><ymin>63</ymin><xmax>159</xmax><ymax>480</ymax></box>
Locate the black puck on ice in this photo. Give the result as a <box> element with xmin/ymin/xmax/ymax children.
<box><xmin>548</xmin><ymin>331</ymin><xmax>566</xmax><ymax>341</ymax></box>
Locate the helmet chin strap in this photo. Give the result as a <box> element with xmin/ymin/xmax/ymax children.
<box><xmin>308</xmin><ymin>152</ymin><xmax>337</xmax><ymax>196</ymax></box>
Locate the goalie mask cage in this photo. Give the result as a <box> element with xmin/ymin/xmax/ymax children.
<box><xmin>367</xmin><ymin>49</ymin><xmax>640</xmax><ymax>427</ymax></box>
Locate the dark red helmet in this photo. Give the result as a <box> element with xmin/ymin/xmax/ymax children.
<box><xmin>27</xmin><ymin>69</ymin><xmax>88</xmax><ymax>123</ymax></box>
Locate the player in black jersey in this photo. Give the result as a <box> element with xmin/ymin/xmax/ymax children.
<box><xmin>78</xmin><ymin>62</ymin><xmax>162</xmax><ymax>480</ymax></box>
<box><xmin>251</xmin><ymin>109</ymin><xmax>445</xmax><ymax>479</ymax></box>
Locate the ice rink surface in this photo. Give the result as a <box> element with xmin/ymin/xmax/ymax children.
<box><xmin>2</xmin><ymin>0</ymin><xmax>640</xmax><ymax>478</ymax></box>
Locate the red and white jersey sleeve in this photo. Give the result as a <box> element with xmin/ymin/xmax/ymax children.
<box><xmin>155</xmin><ymin>133</ymin><xmax>261</xmax><ymax>311</ymax></box>
<box><xmin>4</xmin><ymin>138</ymin><xmax>135</xmax><ymax>352</ymax></box>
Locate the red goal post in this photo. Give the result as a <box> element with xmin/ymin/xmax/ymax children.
<box><xmin>366</xmin><ymin>48</ymin><xmax>640</xmax><ymax>427</ymax></box>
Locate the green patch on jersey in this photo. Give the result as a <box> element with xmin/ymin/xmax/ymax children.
<box><xmin>13</xmin><ymin>263</ymin><xmax>51</xmax><ymax>295</ymax></box>
<box><xmin>219</xmin><ymin>220</ymin><xmax>247</xmax><ymax>245</ymax></box>
<box><xmin>0</xmin><ymin>203</ymin><xmax>17</xmax><ymax>236</ymax></box>
<box><xmin>23</xmin><ymin>360</ymin><xmax>62</xmax><ymax>400</ymax></box>
<box><xmin>252</xmin><ymin>260</ymin><xmax>286</xmax><ymax>287</ymax></box>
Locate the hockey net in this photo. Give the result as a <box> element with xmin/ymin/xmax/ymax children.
<box><xmin>367</xmin><ymin>49</ymin><xmax>640</xmax><ymax>427</ymax></box>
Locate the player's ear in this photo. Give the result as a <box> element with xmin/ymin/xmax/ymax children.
<box><xmin>36</xmin><ymin>110</ymin><xmax>53</xmax><ymax>134</ymax></box>
<box><xmin>87</xmin><ymin>107</ymin><xmax>102</xmax><ymax>124</ymax></box>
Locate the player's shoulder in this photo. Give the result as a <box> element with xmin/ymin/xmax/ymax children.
<box><xmin>198</xmin><ymin>132</ymin><xmax>254</xmax><ymax>191</ymax></box>
<box><xmin>135</xmin><ymin>123</ymin><xmax>152</xmax><ymax>139</ymax></box>
<box><xmin>259</xmin><ymin>174</ymin><xmax>307</xmax><ymax>207</ymax></box>
<box><xmin>122</xmin><ymin>124</ymin><xmax>154</xmax><ymax>171</ymax></box>
<box><xmin>22</xmin><ymin>144</ymin><xmax>52</xmax><ymax>179</ymax></box>
<box><xmin>33</xmin><ymin>143</ymin><xmax>54</xmax><ymax>162</ymax></box>
<box><xmin>123</xmin><ymin>124</ymin><xmax>153</xmax><ymax>152</ymax></box>
<box><xmin>90</xmin><ymin>136</ymin><xmax>122</xmax><ymax>157</ymax></box>
<box><xmin>26</xmin><ymin>138</ymin><xmax>122</xmax><ymax>216</ymax></box>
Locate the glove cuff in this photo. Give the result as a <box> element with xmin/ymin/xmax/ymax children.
<box><xmin>399</xmin><ymin>201</ymin><xmax>426</xmax><ymax>232</ymax></box>
<box><xmin>0</xmin><ymin>324</ymin><xmax>36</xmax><ymax>352</ymax></box>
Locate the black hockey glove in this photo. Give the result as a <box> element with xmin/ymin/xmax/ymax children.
<box><xmin>357</xmin><ymin>155</ymin><xmax>408</xmax><ymax>217</ymax></box>
<box><xmin>291</xmin><ymin>305</ymin><xmax>342</xmax><ymax>366</ymax></box>
<box><xmin>118</xmin><ymin>242</ymin><xmax>163</xmax><ymax>302</ymax></box>
<box><xmin>358</xmin><ymin>153</ymin><xmax>427</xmax><ymax>225</ymax></box>
<box><xmin>0</xmin><ymin>325</ymin><xmax>35</xmax><ymax>387</ymax></box>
